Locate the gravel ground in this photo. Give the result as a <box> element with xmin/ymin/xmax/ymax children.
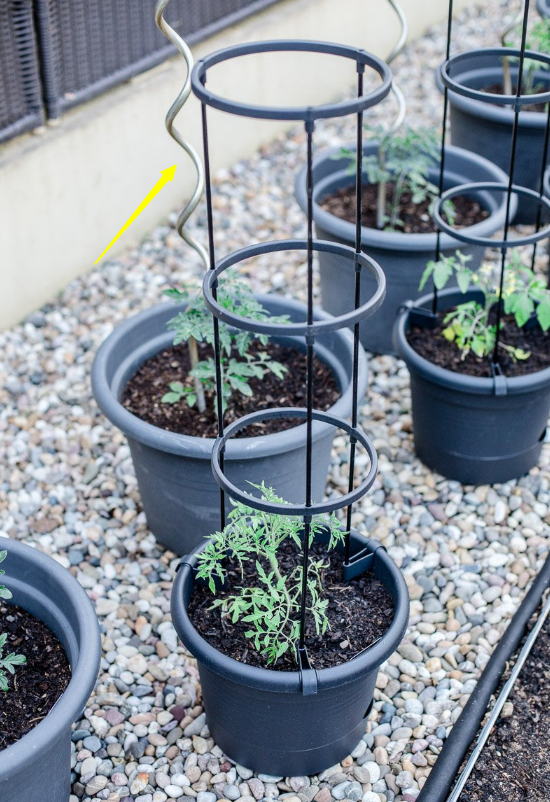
<box><xmin>1</xmin><ymin>2</ymin><xmax>550</xmax><ymax>801</ymax></box>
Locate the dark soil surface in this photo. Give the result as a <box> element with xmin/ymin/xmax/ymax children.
<box><xmin>122</xmin><ymin>341</ymin><xmax>340</xmax><ymax>439</ymax></box>
<box><xmin>0</xmin><ymin>603</ymin><xmax>71</xmax><ymax>751</ymax></box>
<box><xmin>482</xmin><ymin>82</ymin><xmax>547</xmax><ymax>113</ymax></box>
<box><xmin>461</xmin><ymin>610</ymin><xmax>550</xmax><ymax>801</ymax></box>
<box><xmin>407</xmin><ymin>310</ymin><xmax>550</xmax><ymax>378</ymax></box>
<box><xmin>187</xmin><ymin>539</ymin><xmax>394</xmax><ymax>671</ymax></box>
<box><xmin>320</xmin><ymin>183</ymin><xmax>489</xmax><ymax>234</ymax></box>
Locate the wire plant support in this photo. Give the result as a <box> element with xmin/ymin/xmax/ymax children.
<box><xmin>182</xmin><ymin>37</ymin><xmax>393</xmax><ymax>676</ymax></box>
<box><xmin>429</xmin><ymin>0</ymin><xmax>550</xmax><ymax>372</ymax></box>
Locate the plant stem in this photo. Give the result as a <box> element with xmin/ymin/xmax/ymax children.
<box><xmin>188</xmin><ymin>336</ymin><xmax>206</xmax><ymax>412</ymax></box>
<box><xmin>502</xmin><ymin>56</ymin><xmax>513</xmax><ymax>96</ymax></box>
<box><xmin>268</xmin><ymin>552</ymin><xmax>294</xmax><ymax>637</ymax></box>
<box><xmin>376</xmin><ymin>147</ymin><xmax>387</xmax><ymax>230</ymax></box>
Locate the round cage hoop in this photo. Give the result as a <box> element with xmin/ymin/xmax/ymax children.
<box><xmin>202</xmin><ymin>239</ymin><xmax>386</xmax><ymax>337</ymax></box>
<box><xmin>191</xmin><ymin>39</ymin><xmax>392</xmax><ymax>121</ymax></box>
<box><xmin>432</xmin><ymin>182</ymin><xmax>550</xmax><ymax>248</ymax></box>
<box><xmin>439</xmin><ymin>47</ymin><xmax>550</xmax><ymax>108</ymax></box>
<box><xmin>211</xmin><ymin>407</ymin><xmax>378</xmax><ymax>517</ymax></box>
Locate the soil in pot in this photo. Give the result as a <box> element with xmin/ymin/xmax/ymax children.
<box><xmin>121</xmin><ymin>340</ymin><xmax>339</xmax><ymax>438</ymax></box>
<box><xmin>482</xmin><ymin>83</ymin><xmax>548</xmax><ymax>113</ymax></box>
<box><xmin>187</xmin><ymin>539</ymin><xmax>394</xmax><ymax>672</ymax></box>
<box><xmin>0</xmin><ymin>603</ymin><xmax>71</xmax><ymax>751</ymax></box>
<box><xmin>320</xmin><ymin>183</ymin><xmax>489</xmax><ymax>235</ymax></box>
<box><xmin>460</xmin><ymin>610</ymin><xmax>550</xmax><ymax>802</ymax></box>
<box><xmin>407</xmin><ymin>310</ymin><xmax>550</xmax><ymax>378</ymax></box>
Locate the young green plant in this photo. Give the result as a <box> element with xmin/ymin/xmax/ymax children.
<box><xmin>195</xmin><ymin>483</ymin><xmax>346</xmax><ymax>665</ymax></box>
<box><xmin>162</xmin><ymin>270</ymin><xmax>289</xmax><ymax>414</ymax></box>
<box><xmin>503</xmin><ymin>19</ymin><xmax>550</xmax><ymax>99</ymax></box>
<box><xmin>419</xmin><ymin>250</ymin><xmax>550</xmax><ymax>361</ymax></box>
<box><xmin>341</xmin><ymin>125</ymin><xmax>455</xmax><ymax>231</ymax></box>
<box><xmin>0</xmin><ymin>550</ymin><xmax>26</xmax><ymax>691</ymax></box>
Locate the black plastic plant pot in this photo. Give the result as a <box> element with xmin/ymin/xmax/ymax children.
<box><xmin>0</xmin><ymin>539</ymin><xmax>101</xmax><ymax>802</ymax></box>
<box><xmin>295</xmin><ymin>143</ymin><xmax>514</xmax><ymax>355</ymax></box>
<box><xmin>171</xmin><ymin>528</ymin><xmax>409</xmax><ymax>776</ymax></box>
<box><xmin>92</xmin><ymin>294</ymin><xmax>368</xmax><ymax>556</ymax></box>
<box><xmin>393</xmin><ymin>287</ymin><xmax>550</xmax><ymax>486</ymax></box>
<box><xmin>538</xmin><ymin>0</ymin><xmax>550</xmax><ymax>17</ymax></box>
<box><xmin>436</xmin><ymin>51</ymin><xmax>550</xmax><ymax>224</ymax></box>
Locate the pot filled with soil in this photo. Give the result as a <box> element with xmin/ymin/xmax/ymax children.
<box><xmin>393</xmin><ymin>252</ymin><xmax>550</xmax><ymax>484</ymax></box>
<box><xmin>92</xmin><ymin>292</ymin><xmax>368</xmax><ymax>555</ymax></box>
<box><xmin>0</xmin><ymin>539</ymin><xmax>101</xmax><ymax>802</ymax></box>
<box><xmin>436</xmin><ymin>47</ymin><xmax>550</xmax><ymax>224</ymax></box>
<box><xmin>295</xmin><ymin>137</ymin><xmax>514</xmax><ymax>355</ymax></box>
<box><xmin>171</xmin><ymin>501</ymin><xmax>409</xmax><ymax>776</ymax></box>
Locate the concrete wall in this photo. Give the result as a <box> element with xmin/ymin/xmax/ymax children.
<box><xmin>0</xmin><ymin>0</ymin><xmax>470</xmax><ymax>328</ymax></box>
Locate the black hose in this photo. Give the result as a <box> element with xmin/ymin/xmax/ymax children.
<box><xmin>417</xmin><ymin>550</ymin><xmax>550</xmax><ymax>802</ymax></box>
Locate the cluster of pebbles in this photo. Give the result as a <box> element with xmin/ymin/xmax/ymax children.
<box><xmin>1</xmin><ymin>1</ymin><xmax>549</xmax><ymax>801</ymax></box>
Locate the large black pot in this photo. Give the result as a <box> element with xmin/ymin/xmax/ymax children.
<box><xmin>394</xmin><ymin>287</ymin><xmax>550</xmax><ymax>485</ymax></box>
<box><xmin>538</xmin><ymin>0</ymin><xmax>550</xmax><ymax>17</ymax></box>
<box><xmin>0</xmin><ymin>539</ymin><xmax>101</xmax><ymax>802</ymax></box>
<box><xmin>437</xmin><ymin>50</ymin><xmax>550</xmax><ymax>224</ymax></box>
<box><xmin>92</xmin><ymin>294</ymin><xmax>368</xmax><ymax>556</ymax></box>
<box><xmin>295</xmin><ymin>143</ymin><xmax>514</xmax><ymax>355</ymax></box>
<box><xmin>171</xmin><ymin>528</ymin><xmax>408</xmax><ymax>776</ymax></box>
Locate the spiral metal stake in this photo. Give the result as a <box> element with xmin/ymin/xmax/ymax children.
<box><xmin>384</xmin><ymin>0</ymin><xmax>407</xmax><ymax>135</ymax></box>
<box><xmin>155</xmin><ymin>0</ymin><xmax>207</xmax><ymax>269</ymax></box>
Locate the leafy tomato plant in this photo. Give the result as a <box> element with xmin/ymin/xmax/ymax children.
<box><xmin>162</xmin><ymin>270</ymin><xmax>289</xmax><ymax>413</ymax></box>
<box><xmin>0</xmin><ymin>550</ymin><xmax>26</xmax><ymax>691</ymax></box>
<box><xmin>195</xmin><ymin>484</ymin><xmax>345</xmax><ymax>665</ymax></box>
<box><xmin>419</xmin><ymin>250</ymin><xmax>550</xmax><ymax>361</ymax></box>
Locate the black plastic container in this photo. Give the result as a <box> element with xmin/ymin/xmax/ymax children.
<box><xmin>436</xmin><ymin>50</ymin><xmax>550</xmax><ymax>224</ymax></box>
<box><xmin>394</xmin><ymin>287</ymin><xmax>550</xmax><ymax>485</ymax></box>
<box><xmin>171</xmin><ymin>528</ymin><xmax>409</xmax><ymax>776</ymax></box>
<box><xmin>92</xmin><ymin>294</ymin><xmax>367</xmax><ymax>555</ymax></box>
<box><xmin>0</xmin><ymin>539</ymin><xmax>101</xmax><ymax>802</ymax></box>
<box><xmin>295</xmin><ymin>143</ymin><xmax>514</xmax><ymax>354</ymax></box>
<box><xmin>538</xmin><ymin>0</ymin><xmax>550</xmax><ymax>17</ymax></box>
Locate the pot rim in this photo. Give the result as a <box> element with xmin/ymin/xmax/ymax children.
<box><xmin>393</xmin><ymin>286</ymin><xmax>550</xmax><ymax>395</ymax></box>
<box><xmin>0</xmin><ymin>539</ymin><xmax>100</xmax><ymax>780</ymax></box>
<box><xmin>171</xmin><ymin>532</ymin><xmax>409</xmax><ymax>693</ymax></box>
<box><xmin>91</xmin><ymin>294</ymin><xmax>368</xmax><ymax>460</ymax></box>
<box><xmin>435</xmin><ymin>48</ymin><xmax>550</xmax><ymax>129</ymax></box>
<box><xmin>295</xmin><ymin>143</ymin><xmax>516</xmax><ymax>251</ymax></box>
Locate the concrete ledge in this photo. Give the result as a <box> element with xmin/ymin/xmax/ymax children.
<box><xmin>0</xmin><ymin>0</ymin><xmax>469</xmax><ymax>328</ymax></box>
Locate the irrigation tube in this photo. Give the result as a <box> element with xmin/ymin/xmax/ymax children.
<box><xmin>417</xmin><ymin>550</ymin><xmax>550</xmax><ymax>802</ymax></box>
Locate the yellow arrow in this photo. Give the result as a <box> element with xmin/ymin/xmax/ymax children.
<box><xmin>94</xmin><ymin>164</ymin><xmax>177</xmax><ymax>264</ymax></box>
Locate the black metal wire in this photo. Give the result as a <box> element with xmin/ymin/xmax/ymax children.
<box><xmin>530</xmin><ymin>101</ymin><xmax>550</xmax><ymax>281</ymax></box>
<box><xmin>299</xmin><ymin>120</ymin><xmax>315</xmax><ymax>648</ymax></box>
<box><xmin>201</xmin><ymin>98</ymin><xmax>226</xmax><ymax>531</ymax></box>
<box><xmin>492</xmin><ymin>0</ymin><xmax>531</xmax><ymax>365</ymax></box>
<box><xmin>432</xmin><ymin>0</ymin><xmax>455</xmax><ymax>315</ymax></box>
<box><xmin>345</xmin><ymin>66</ymin><xmax>365</xmax><ymax>564</ymax></box>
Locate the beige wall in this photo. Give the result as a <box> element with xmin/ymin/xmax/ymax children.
<box><xmin>0</xmin><ymin>0</ymin><xmax>470</xmax><ymax>328</ymax></box>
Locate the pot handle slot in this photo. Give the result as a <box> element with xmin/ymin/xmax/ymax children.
<box><xmin>343</xmin><ymin>539</ymin><xmax>386</xmax><ymax>582</ymax></box>
<box><xmin>491</xmin><ymin>363</ymin><xmax>508</xmax><ymax>396</ymax></box>
<box><xmin>297</xmin><ymin>645</ymin><xmax>318</xmax><ymax>696</ymax></box>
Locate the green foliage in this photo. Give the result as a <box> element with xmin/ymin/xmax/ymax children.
<box><xmin>162</xmin><ymin>270</ymin><xmax>289</xmax><ymax>412</ymax></box>
<box><xmin>195</xmin><ymin>484</ymin><xmax>346</xmax><ymax>665</ymax></box>
<box><xmin>504</xmin><ymin>19</ymin><xmax>550</xmax><ymax>96</ymax></box>
<box><xmin>342</xmin><ymin>125</ymin><xmax>455</xmax><ymax>231</ymax></box>
<box><xmin>0</xmin><ymin>550</ymin><xmax>26</xmax><ymax>692</ymax></box>
<box><xmin>419</xmin><ymin>250</ymin><xmax>550</xmax><ymax>361</ymax></box>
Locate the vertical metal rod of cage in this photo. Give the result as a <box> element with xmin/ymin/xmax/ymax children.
<box><xmin>432</xmin><ymin>0</ymin><xmax>455</xmax><ymax>315</ymax></box>
<box><xmin>492</xmin><ymin>0</ymin><xmax>531</xmax><ymax>365</ymax></box>
<box><xmin>201</xmin><ymin>95</ymin><xmax>227</xmax><ymax>531</ymax></box>
<box><xmin>299</xmin><ymin>119</ymin><xmax>316</xmax><ymax>649</ymax></box>
<box><xmin>345</xmin><ymin>65</ymin><xmax>365</xmax><ymax>565</ymax></box>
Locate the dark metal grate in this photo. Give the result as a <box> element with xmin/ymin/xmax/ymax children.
<box><xmin>34</xmin><ymin>0</ymin><xmax>283</xmax><ymax>120</ymax></box>
<box><xmin>0</xmin><ymin>0</ymin><xmax>44</xmax><ymax>144</ymax></box>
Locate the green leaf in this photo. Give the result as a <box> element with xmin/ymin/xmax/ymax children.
<box><xmin>161</xmin><ymin>392</ymin><xmax>182</xmax><ymax>404</ymax></box>
<box><xmin>537</xmin><ymin>296</ymin><xmax>550</xmax><ymax>332</ymax></box>
<box><xmin>0</xmin><ymin>588</ymin><xmax>12</xmax><ymax>600</ymax></box>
